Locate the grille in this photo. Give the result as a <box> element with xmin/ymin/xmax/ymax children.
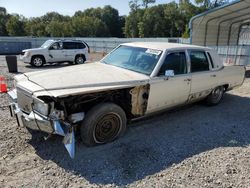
<box><xmin>16</xmin><ymin>87</ymin><xmax>33</xmax><ymax>114</ymax></box>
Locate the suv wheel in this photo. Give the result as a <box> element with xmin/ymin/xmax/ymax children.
<box><xmin>75</xmin><ymin>55</ymin><xmax>86</xmax><ymax>64</ymax></box>
<box><xmin>31</xmin><ymin>56</ymin><xmax>44</xmax><ymax>67</ymax></box>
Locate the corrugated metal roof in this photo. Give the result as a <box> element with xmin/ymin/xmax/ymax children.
<box><xmin>189</xmin><ymin>0</ymin><xmax>250</xmax><ymax>46</ymax></box>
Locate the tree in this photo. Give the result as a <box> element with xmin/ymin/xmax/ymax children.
<box><xmin>6</xmin><ymin>14</ymin><xmax>26</xmax><ymax>36</ymax></box>
<box><xmin>25</xmin><ymin>18</ymin><xmax>48</xmax><ymax>36</ymax></box>
<box><xmin>102</xmin><ymin>5</ymin><xmax>121</xmax><ymax>37</ymax></box>
<box><xmin>0</xmin><ymin>7</ymin><xmax>8</xmax><ymax>36</ymax></box>
<box><xmin>195</xmin><ymin>0</ymin><xmax>229</xmax><ymax>8</ymax></box>
<box><xmin>129</xmin><ymin>0</ymin><xmax>141</xmax><ymax>12</ymax></box>
<box><xmin>71</xmin><ymin>16</ymin><xmax>109</xmax><ymax>37</ymax></box>
<box><xmin>0</xmin><ymin>7</ymin><xmax>7</xmax><ymax>15</ymax></box>
<box><xmin>142</xmin><ymin>0</ymin><xmax>156</xmax><ymax>8</ymax></box>
<box><xmin>41</xmin><ymin>12</ymin><xmax>65</xmax><ymax>23</ymax></box>
<box><xmin>138</xmin><ymin>5</ymin><xmax>167</xmax><ymax>37</ymax></box>
<box><xmin>124</xmin><ymin>9</ymin><xmax>145</xmax><ymax>37</ymax></box>
<box><xmin>45</xmin><ymin>21</ymin><xmax>73</xmax><ymax>37</ymax></box>
<box><xmin>163</xmin><ymin>2</ymin><xmax>188</xmax><ymax>37</ymax></box>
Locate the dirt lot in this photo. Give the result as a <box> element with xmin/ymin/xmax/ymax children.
<box><xmin>0</xmin><ymin>55</ymin><xmax>250</xmax><ymax>188</ymax></box>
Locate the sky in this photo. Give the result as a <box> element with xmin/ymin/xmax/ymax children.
<box><xmin>0</xmin><ymin>0</ymin><xmax>171</xmax><ymax>18</ymax></box>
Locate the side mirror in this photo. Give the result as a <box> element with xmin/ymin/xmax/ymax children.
<box><xmin>165</xmin><ymin>70</ymin><xmax>175</xmax><ymax>77</ymax></box>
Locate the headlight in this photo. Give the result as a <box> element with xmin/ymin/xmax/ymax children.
<box><xmin>33</xmin><ymin>98</ymin><xmax>49</xmax><ymax>116</ymax></box>
<box><xmin>25</xmin><ymin>51</ymin><xmax>31</xmax><ymax>57</ymax></box>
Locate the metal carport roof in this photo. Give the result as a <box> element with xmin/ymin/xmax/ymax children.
<box><xmin>189</xmin><ymin>0</ymin><xmax>250</xmax><ymax>46</ymax></box>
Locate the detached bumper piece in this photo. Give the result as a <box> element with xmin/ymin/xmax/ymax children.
<box><xmin>8</xmin><ymin>102</ymin><xmax>76</xmax><ymax>159</ymax></box>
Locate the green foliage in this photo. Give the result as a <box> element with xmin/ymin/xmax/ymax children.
<box><xmin>0</xmin><ymin>7</ymin><xmax>8</xmax><ymax>36</ymax></box>
<box><xmin>129</xmin><ymin>0</ymin><xmax>141</xmax><ymax>11</ymax></box>
<box><xmin>124</xmin><ymin>1</ymin><xmax>203</xmax><ymax>38</ymax></box>
<box><xmin>182</xmin><ymin>25</ymin><xmax>190</xmax><ymax>38</ymax></box>
<box><xmin>0</xmin><ymin>7</ymin><xmax>7</xmax><ymax>15</ymax></box>
<box><xmin>0</xmin><ymin>1</ymin><xmax>231</xmax><ymax>38</ymax></box>
<box><xmin>138</xmin><ymin>5</ymin><xmax>167</xmax><ymax>37</ymax></box>
<box><xmin>142</xmin><ymin>0</ymin><xmax>156</xmax><ymax>8</ymax></box>
<box><xmin>124</xmin><ymin>9</ymin><xmax>145</xmax><ymax>37</ymax></box>
<box><xmin>71</xmin><ymin>16</ymin><xmax>109</xmax><ymax>37</ymax></box>
<box><xmin>195</xmin><ymin>0</ymin><xmax>229</xmax><ymax>8</ymax></box>
<box><xmin>25</xmin><ymin>18</ymin><xmax>48</xmax><ymax>37</ymax></box>
<box><xmin>6</xmin><ymin>14</ymin><xmax>26</xmax><ymax>36</ymax></box>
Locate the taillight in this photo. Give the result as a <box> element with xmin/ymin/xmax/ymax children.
<box><xmin>88</xmin><ymin>47</ymin><xmax>90</xmax><ymax>53</ymax></box>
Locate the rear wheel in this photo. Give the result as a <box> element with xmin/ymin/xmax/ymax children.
<box><xmin>205</xmin><ymin>86</ymin><xmax>224</xmax><ymax>106</ymax></box>
<box><xmin>31</xmin><ymin>56</ymin><xmax>44</xmax><ymax>67</ymax></box>
<box><xmin>80</xmin><ymin>103</ymin><xmax>127</xmax><ymax>146</ymax></box>
<box><xmin>74</xmin><ymin>55</ymin><xmax>86</xmax><ymax>64</ymax></box>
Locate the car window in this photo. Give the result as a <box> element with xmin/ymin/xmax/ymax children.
<box><xmin>41</xmin><ymin>40</ymin><xmax>54</xmax><ymax>48</ymax></box>
<box><xmin>107</xmin><ymin>46</ymin><xmax>133</xmax><ymax>63</ymax></box>
<box><xmin>207</xmin><ymin>52</ymin><xmax>214</xmax><ymax>68</ymax></box>
<box><xmin>49</xmin><ymin>42</ymin><xmax>60</xmax><ymax>50</ymax></box>
<box><xmin>76</xmin><ymin>42</ymin><xmax>86</xmax><ymax>49</ymax></box>
<box><xmin>158</xmin><ymin>52</ymin><xmax>187</xmax><ymax>76</ymax></box>
<box><xmin>190</xmin><ymin>51</ymin><xmax>210</xmax><ymax>72</ymax></box>
<box><xmin>102</xmin><ymin>46</ymin><xmax>162</xmax><ymax>75</ymax></box>
<box><xmin>63</xmin><ymin>42</ymin><xmax>77</xmax><ymax>50</ymax></box>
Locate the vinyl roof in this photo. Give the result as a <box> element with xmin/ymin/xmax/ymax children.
<box><xmin>189</xmin><ymin>0</ymin><xmax>250</xmax><ymax>46</ymax></box>
<box><xmin>122</xmin><ymin>42</ymin><xmax>211</xmax><ymax>51</ymax></box>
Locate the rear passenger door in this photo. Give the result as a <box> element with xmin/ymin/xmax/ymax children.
<box><xmin>62</xmin><ymin>42</ymin><xmax>77</xmax><ymax>61</ymax></box>
<box><xmin>188</xmin><ymin>50</ymin><xmax>217</xmax><ymax>101</ymax></box>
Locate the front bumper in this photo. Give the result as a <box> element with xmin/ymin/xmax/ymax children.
<box><xmin>9</xmin><ymin>102</ymin><xmax>54</xmax><ymax>134</ymax></box>
<box><xmin>20</xmin><ymin>55</ymin><xmax>31</xmax><ymax>64</ymax></box>
<box><xmin>8</xmin><ymin>89</ymin><xmax>76</xmax><ymax>158</ymax></box>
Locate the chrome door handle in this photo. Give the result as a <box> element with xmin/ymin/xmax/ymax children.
<box><xmin>210</xmin><ymin>74</ymin><xmax>216</xmax><ymax>77</ymax></box>
<box><xmin>184</xmin><ymin>78</ymin><xmax>191</xmax><ymax>81</ymax></box>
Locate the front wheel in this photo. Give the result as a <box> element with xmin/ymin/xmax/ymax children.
<box><xmin>80</xmin><ymin>103</ymin><xmax>127</xmax><ymax>146</ymax></box>
<box><xmin>31</xmin><ymin>56</ymin><xmax>44</xmax><ymax>67</ymax></box>
<box><xmin>205</xmin><ymin>86</ymin><xmax>224</xmax><ymax>106</ymax></box>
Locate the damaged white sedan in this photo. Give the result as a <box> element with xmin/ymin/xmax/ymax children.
<box><xmin>8</xmin><ymin>42</ymin><xmax>245</xmax><ymax>158</ymax></box>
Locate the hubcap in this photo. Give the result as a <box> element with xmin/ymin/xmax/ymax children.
<box><xmin>76</xmin><ymin>57</ymin><xmax>84</xmax><ymax>64</ymax></box>
<box><xmin>94</xmin><ymin>113</ymin><xmax>121</xmax><ymax>143</ymax></box>
<box><xmin>33</xmin><ymin>58</ymin><xmax>43</xmax><ymax>66</ymax></box>
<box><xmin>211</xmin><ymin>87</ymin><xmax>223</xmax><ymax>102</ymax></box>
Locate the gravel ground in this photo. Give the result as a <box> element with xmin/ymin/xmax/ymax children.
<box><xmin>0</xmin><ymin>55</ymin><xmax>250</xmax><ymax>188</ymax></box>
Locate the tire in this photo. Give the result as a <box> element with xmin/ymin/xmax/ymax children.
<box><xmin>205</xmin><ymin>86</ymin><xmax>224</xmax><ymax>106</ymax></box>
<box><xmin>80</xmin><ymin>102</ymin><xmax>127</xmax><ymax>146</ymax></box>
<box><xmin>74</xmin><ymin>55</ymin><xmax>86</xmax><ymax>64</ymax></box>
<box><xmin>31</xmin><ymin>56</ymin><xmax>45</xmax><ymax>67</ymax></box>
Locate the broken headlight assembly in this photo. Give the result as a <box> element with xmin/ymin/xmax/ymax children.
<box><xmin>32</xmin><ymin>97</ymin><xmax>50</xmax><ymax>116</ymax></box>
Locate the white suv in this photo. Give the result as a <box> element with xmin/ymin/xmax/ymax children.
<box><xmin>20</xmin><ymin>39</ymin><xmax>90</xmax><ymax>67</ymax></box>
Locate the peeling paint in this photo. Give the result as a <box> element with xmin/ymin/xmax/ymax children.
<box><xmin>130</xmin><ymin>85</ymin><xmax>150</xmax><ymax>116</ymax></box>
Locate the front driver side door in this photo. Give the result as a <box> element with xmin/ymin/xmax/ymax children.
<box><xmin>146</xmin><ymin>51</ymin><xmax>191</xmax><ymax>114</ymax></box>
<box><xmin>48</xmin><ymin>42</ymin><xmax>64</xmax><ymax>62</ymax></box>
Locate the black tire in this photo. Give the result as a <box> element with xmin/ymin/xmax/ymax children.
<box><xmin>205</xmin><ymin>86</ymin><xmax>224</xmax><ymax>106</ymax></box>
<box><xmin>31</xmin><ymin>56</ymin><xmax>45</xmax><ymax>67</ymax></box>
<box><xmin>80</xmin><ymin>102</ymin><xmax>127</xmax><ymax>146</ymax></box>
<box><xmin>74</xmin><ymin>55</ymin><xmax>86</xmax><ymax>64</ymax></box>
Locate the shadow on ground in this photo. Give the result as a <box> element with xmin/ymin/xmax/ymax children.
<box><xmin>28</xmin><ymin>93</ymin><xmax>250</xmax><ymax>186</ymax></box>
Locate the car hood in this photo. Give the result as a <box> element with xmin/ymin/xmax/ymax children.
<box><xmin>23</xmin><ymin>48</ymin><xmax>45</xmax><ymax>52</ymax></box>
<box><xmin>20</xmin><ymin>62</ymin><xmax>149</xmax><ymax>97</ymax></box>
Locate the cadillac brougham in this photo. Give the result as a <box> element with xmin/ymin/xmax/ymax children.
<box><xmin>8</xmin><ymin>42</ymin><xmax>245</xmax><ymax>158</ymax></box>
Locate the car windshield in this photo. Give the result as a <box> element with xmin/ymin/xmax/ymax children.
<box><xmin>101</xmin><ymin>45</ymin><xmax>162</xmax><ymax>75</ymax></box>
<box><xmin>41</xmin><ymin>40</ymin><xmax>54</xmax><ymax>48</ymax></box>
